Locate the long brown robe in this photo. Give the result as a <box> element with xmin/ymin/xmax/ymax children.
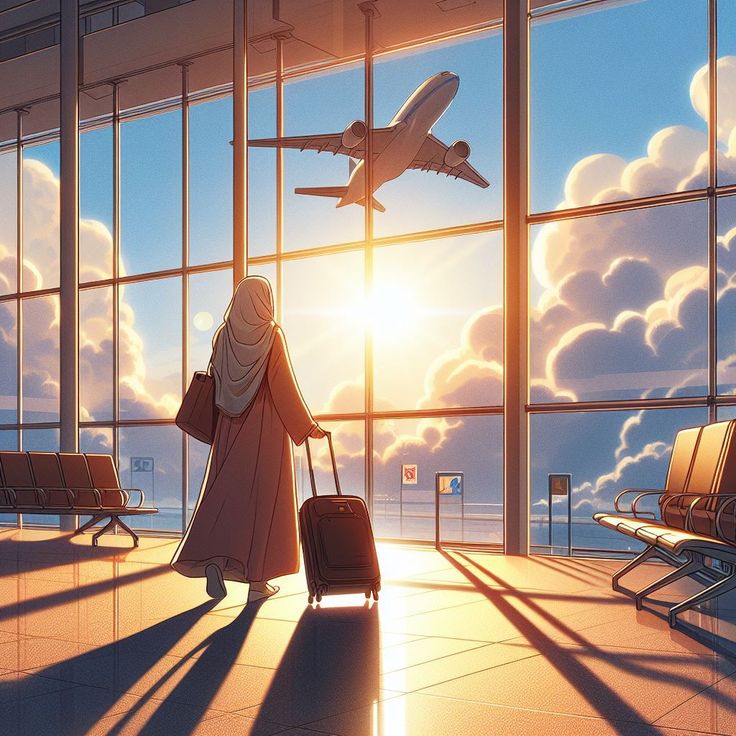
<box><xmin>171</xmin><ymin>327</ymin><xmax>316</xmax><ymax>583</ymax></box>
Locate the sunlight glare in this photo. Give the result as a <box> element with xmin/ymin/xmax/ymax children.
<box><xmin>361</xmin><ymin>281</ymin><xmax>416</xmax><ymax>344</ymax></box>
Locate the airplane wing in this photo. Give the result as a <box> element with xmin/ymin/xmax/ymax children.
<box><xmin>249</xmin><ymin>126</ymin><xmax>399</xmax><ymax>159</ymax></box>
<box><xmin>409</xmin><ymin>134</ymin><xmax>490</xmax><ymax>188</ymax></box>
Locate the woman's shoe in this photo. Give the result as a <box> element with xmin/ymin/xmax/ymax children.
<box><xmin>248</xmin><ymin>581</ymin><xmax>279</xmax><ymax>601</ymax></box>
<box><xmin>205</xmin><ymin>563</ymin><xmax>227</xmax><ymax>598</ymax></box>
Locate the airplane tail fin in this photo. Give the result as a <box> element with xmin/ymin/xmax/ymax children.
<box><xmin>357</xmin><ymin>196</ymin><xmax>386</xmax><ymax>213</ymax></box>
<box><xmin>294</xmin><ymin>186</ymin><xmax>348</xmax><ymax>200</ymax></box>
<box><xmin>348</xmin><ymin>157</ymin><xmax>358</xmax><ymax>175</ymax></box>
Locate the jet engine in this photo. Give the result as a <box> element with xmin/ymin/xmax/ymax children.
<box><xmin>341</xmin><ymin>120</ymin><xmax>368</xmax><ymax>149</ymax></box>
<box><xmin>444</xmin><ymin>140</ymin><xmax>470</xmax><ymax>168</ymax></box>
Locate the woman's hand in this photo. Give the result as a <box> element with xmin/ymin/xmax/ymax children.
<box><xmin>309</xmin><ymin>425</ymin><xmax>327</xmax><ymax>440</ymax></box>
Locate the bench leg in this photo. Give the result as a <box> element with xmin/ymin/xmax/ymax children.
<box><xmin>612</xmin><ymin>546</ymin><xmax>662</xmax><ymax>592</ymax></box>
<box><xmin>668</xmin><ymin>568</ymin><xmax>736</xmax><ymax>628</ymax></box>
<box><xmin>634</xmin><ymin>553</ymin><xmax>705</xmax><ymax>610</ymax></box>
<box><xmin>74</xmin><ymin>514</ymin><xmax>107</xmax><ymax>536</ymax></box>
<box><xmin>114</xmin><ymin>517</ymin><xmax>139</xmax><ymax>547</ymax></box>
<box><xmin>92</xmin><ymin>517</ymin><xmax>116</xmax><ymax>546</ymax></box>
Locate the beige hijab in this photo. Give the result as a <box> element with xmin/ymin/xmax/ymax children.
<box><xmin>211</xmin><ymin>276</ymin><xmax>277</xmax><ymax>417</ymax></box>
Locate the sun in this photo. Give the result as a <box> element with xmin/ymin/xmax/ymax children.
<box><xmin>361</xmin><ymin>281</ymin><xmax>417</xmax><ymax>344</ymax></box>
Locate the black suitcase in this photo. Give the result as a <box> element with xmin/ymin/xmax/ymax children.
<box><xmin>299</xmin><ymin>432</ymin><xmax>381</xmax><ymax>604</ymax></box>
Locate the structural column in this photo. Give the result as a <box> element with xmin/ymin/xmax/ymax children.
<box><xmin>360</xmin><ymin>1</ymin><xmax>377</xmax><ymax>516</ymax></box>
<box><xmin>503</xmin><ymin>0</ymin><xmax>529</xmax><ymax>555</ymax></box>
<box><xmin>233</xmin><ymin>0</ymin><xmax>248</xmax><ymax>286</ymax></box>
<box><xmin>59</xmin><ymin>0</ymin><xmax>80</xmax><ymax>531</ymax></box>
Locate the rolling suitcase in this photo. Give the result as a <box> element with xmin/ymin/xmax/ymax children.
<box><xmin>299</xmin><ymin>432</ymin><xmax>381</xmax><ymax>604</ymax></box>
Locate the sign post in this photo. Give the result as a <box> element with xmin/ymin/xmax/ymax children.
<box><xmin>435</xmin><ymin>472</ymin><xmax>463</xmax><ymax>549</ymax></box>
<box><xmin>131</xmin><ymin>457</ymin><xmax>155</xmax><ymax>507</ymax></box>
<box><xmin>548</xmin><ymin>473</ymin><xmax>571</xmax><ymax>555</ymax></box>
<box><xmin>401</xmin><ymin>464</ymin><xmax>417</xmax><ymax>538</ymax></box>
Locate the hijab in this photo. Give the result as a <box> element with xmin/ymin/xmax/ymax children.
<box><xmin>210</xmin><ymin>276</ymin><xmax>278</xmax><ymax>416</ymax></box>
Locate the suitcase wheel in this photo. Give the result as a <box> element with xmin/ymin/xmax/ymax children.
<box><xmin>365</xmin><ymin>591</ymin><xmax>371</xmax><ymax>599</ymax></box>
<box><xmin>308</xmin><ymin>594</ymin><xmax>314</xmax><ymax>605</ymax></box>
<box><xmin>316</xmin><ymin>591</ymin><xmax>323</xmax><ymax>603</ymax></box>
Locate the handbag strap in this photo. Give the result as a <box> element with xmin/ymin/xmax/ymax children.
<box><xmin>305</xmin><ymin>431</ymin><xmax>342</xmax><ymax>498</ymax></box>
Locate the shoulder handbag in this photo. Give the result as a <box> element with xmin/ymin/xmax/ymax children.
<box><xmin>176</xmin><ymin>368</ymin><xmax>219</xmax><ymax>444</ymax></box>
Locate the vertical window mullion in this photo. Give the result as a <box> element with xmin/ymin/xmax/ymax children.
<box><xmin>361</xmin><ymin>2</ymin><xmax>376</xmax><ymax>518</ymax></box>
<box><xmin>181</xmin><ymin>63</ymin><xmax>190</xmax><ymax>534</ymax></box>
<box><xmin>708</xmin><ymin>0</ymin><xmax>718</xmax><ymax>419</ymax></box>
<box><xmin>112</xmin><ymin>81</ymin><xmax>121</xmax><ymax>469</ymax></box>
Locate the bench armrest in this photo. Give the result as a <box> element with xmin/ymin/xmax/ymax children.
<box><xmin>120</xmin><ymin>488</ymin><xmax>145</xmax><ymax>508</ymax></box>
<box><xmin>716</xmin><ymin>497</ymin><xmax>736</xmax><ymax>539</ymax></box>
<box><xmin>614</xmin><ymin>489</ymin><xmax>665</xmax><ymax>515</ymax></box>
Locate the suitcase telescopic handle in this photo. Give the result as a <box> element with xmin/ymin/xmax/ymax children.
<box><xmin>304</xmin><ymin>430</ymin><xmax>342</xmax><ymax>497</ymax></box>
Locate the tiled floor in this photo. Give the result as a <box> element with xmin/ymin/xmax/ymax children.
<box><xmin>0</xmin><ymin>529</ymin><xmax>735</xmax><ymax>735</ymax></box>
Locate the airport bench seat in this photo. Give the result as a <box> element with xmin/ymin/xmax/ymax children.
<box><xmin>0</xmin><ymin>451</ymin><xmax>157</xmax><ymax>547</ymax></box>
<box><xmin>593</xmin><ymin>420</ymin><xmax>736</xmax><ymax>627</ymax></box>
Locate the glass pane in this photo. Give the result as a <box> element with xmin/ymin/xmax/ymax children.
<box><xmin>80</xmin><ymin>287</ymin><xmax>113</xmax><ymax>422</ymax></box>
<box><xmin>372</xmin><ymin>31</ymin><xmax>502</xmax><ymax>238</ymax></box>
<box><xmin>283</xmin><ymin>62</ymin><xmax>365</xmax><ymax>251</ymax></box>
<box><xmin>190</xmin><ymin>96</ymin><xmax>233</xmax><ymax>266</ymax></box>
<box><xmin>531</xmin><ymin>0</ymin><xmax>708</xmax><ymax>213</ymax></box>
<box><xmin>188</xmin><ymin>269</ymin><xmax>232</xmax><ymax>376</ymax></box>
<box><xmin>0</xmin><ymin>300</ymin><xmax>17</xmax><ymax>424</ymax></box>
<box><xmin>373</xmin><ymin>415</ymin><xmax>503</xmax><ymax>544</ymax></box>
<box><xmin>293</xmin><ymin>420</ymin><xmax>365</xmax><ymax>508</ymax></box>
<box><xmin>282</xmin><ymin>251</ymin><xmax>364</xmax><ymax>414</ymax></box>
<box><xmin>119</xmin><ymin>277</ymin><xmax>182</xmax><ymax>419</ymax></box>
<box><xmin>374</xmin><ymin>232</ymin><xmax>502</xmax><ymax>411</ymax></box>
<box><xmin>530</xmin><ymin>201</ymin><xmax>708</xmax><ymax>403</ymax></box>
<box><xmin>530</xmin><ymin>407</ymin><xmax>707</xmax><ymax>555</ymax></box>
<box><xmin>717</xmin><ymin>0</ymin><xmax>736</xmax><ymax>186</ymax></box>
<box><xmin>248</xmin><ymin>85</ymin><xmax>277</xmax><ymax>259</ymax></box>
<box><xmin>119</xmin><ymin>425</ymin><xmax>182</xmax><ymax>532</ymax></box>
<box><xmin>718</xmin><ymin>196</ymin><xmax>736</xmax><ymax>394</ymax></box>
<box><xmin>80</xmin><ymin>426</ymin><xmax>113</xmax><ymax>454</ymax></box>
<box><xmin>20</xmin><ymin>428</ymin><xmax>60</xmax><ymax>527</ymax></box>
<box><xmin>23</xmin><ymin>140</ymin><xmax>60</xmax><ymax>291</ymax></box>
<box><xmin>80</xmin><ymin>125</ymin><xmax>113</xmax><ymax>282</ymax></box>
<box><xmin>121</xmin><ymin>110</ymin><xmax>182</xmax><ymax>275</ymax></box>
<box><xmin>22</xmin><ymin>295</ymin><xmax>59</xmax><ymax>423</ymax></box>
<box><xmin>0</xmin><ymin>147</ymin><xmax>17</xmax><ymax>296</ymax></box>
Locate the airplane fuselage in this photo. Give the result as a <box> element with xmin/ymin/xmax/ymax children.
<box><xmin>338</xmin><ymin>71</ymin><xmax>460</xmax><ymax>208</ymax></box>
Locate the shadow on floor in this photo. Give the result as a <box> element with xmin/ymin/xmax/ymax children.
<box><xmin>442</xmin><ymin>549</ymin><xmax>736</xmax><ymax>734</ymax></box>
<box><xmin>249</xmin><ymin>601</ymin><xmax>380</xmax><ymax>733</ymax></box>
<box><xmin>0</xmin><ymin>600</ymin><xmax>219</xmax><ymax>735</ymax></box>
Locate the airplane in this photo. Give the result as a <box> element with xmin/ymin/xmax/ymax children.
<box><xmin>248</xmin><ymin>71</ymin><xmax>490</xmax><ymax>213</ymax></box>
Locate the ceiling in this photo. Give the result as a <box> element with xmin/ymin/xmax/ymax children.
<box><xmin>0</xmin><ymin>0</ymin><xmax>568</xmax><ymax>142</ymax></box>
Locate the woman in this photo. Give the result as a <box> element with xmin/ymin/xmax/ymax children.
<box><xmin>171</xmin><ymin>276</ymin><xmax>325</xmax><ymax>601</ymax></box>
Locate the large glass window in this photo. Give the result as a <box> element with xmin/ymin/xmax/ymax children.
<box><xmin>0</xmin><ymin>146</ymin><xmax>17</xmax><ymax>296</ymax></box>
<box><xmin>121</xmin><ymin>110</ymin><xmax>182</xmax><ymax>275</ymax></box>
<box><xmin>531</xmin><ymin>0</ymin><xmax>708</xmax><ymax>213</ymax></box>
<box><xmin>80</xmin><ymin>125</ymin><xmax>113</xmax><ymax>282</ymax></box>
<box><xmin>530</xmin><ymin>201</ymin><xmax>709</xmax><ymax>403</ymax></box>
<box><xmin>119</xmin><ymin>277</ymin><xmax>182</xmax><ymax>419</ymax></box>
<box><xmin>531</xmin><ymin>408</ymin><xmax>707</xmax><ymax>555</ymax></box>
<box><xmin>23</xmin><ymin>140</ymin><xmax>60</xmax><ymax>291</ymax></box>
